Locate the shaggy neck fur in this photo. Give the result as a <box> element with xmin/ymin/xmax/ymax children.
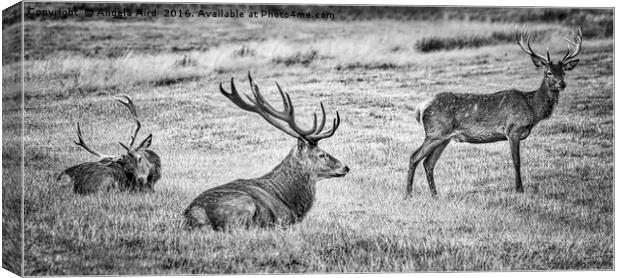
<box><xmin>259</xmin><ymin>147</ymin><xmax>316</xmax><ymax>220</ymax></box>
<box><xmin>530</xmin><ymin>75</ymin><xmax>560</xmax><ymax>122</ymax></box>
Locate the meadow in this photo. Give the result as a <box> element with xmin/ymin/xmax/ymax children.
<box><xmin>2</xmin><ymin>9</ymin><xmax>614</xmax><ymax>275</ymax></box>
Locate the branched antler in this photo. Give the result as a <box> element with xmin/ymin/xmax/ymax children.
<box><xmin>74</xmin><ymin>122</ymin><xmax>113</xmax><ymax>158</ymax></box>
<box><xmin>561</xmin><ymin>28</ymin><xmax>582</xmax><ymax>63</ymax></box>
<box><xmin>515</xmin><ymin>25</ymin><xmax>549</xmax><ymax>63</ymax></box>
<box><xmin>220</xmin><ymin>72</ymin><xmax>340</xmax><ymax>145</ymax></box>
<box><xmin>114</xmin><ymin>94</ymin><xmax>142</xmax><ymax>148</ymax></box>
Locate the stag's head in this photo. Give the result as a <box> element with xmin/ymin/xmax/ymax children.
<box><xmin>292</xmin><ymin>137</ymin><xmax>350</xmax><ymax>180</ymax></box>
<box><xmin>220</xmin><ymin>73</ymin><xmax>350</xmax><ymax>180</ymax></box>
<box><xmin>117</xmin><ymin>134</ymin><xmax>154</xmax><ymax>187</ymax></box>
<box><xmin>516</xmin><ymin>26</ymin><xmax>582</xmax><ymax>92</ymax></box>
<box><xmin>74</xmin><ymin>95</ymin><xmax>155</xmax><ymax>188</ymax></box>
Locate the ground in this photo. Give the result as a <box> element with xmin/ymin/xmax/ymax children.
<box><xmin>1</xmin><ymin>12</ymin><xmax>613</xmax><ymax>275</ymax></box>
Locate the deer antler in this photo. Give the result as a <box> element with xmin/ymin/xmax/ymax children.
<box><xmin>561</xmin><ymin>28</ymin><xmax>582</xmax><ymax>63</ymax></box>
<box><xmin>113</xmin><ymin>94</ymin><xmax>142</xmax><ymax>148</ymax></box>
<box><xmin>220</xmin><ymin>72</ymin><xmax>340</xmax><ymax>145</ymax></box>
<box><xmin>515</xmin><ymin>25</ymin><xmax>549</xmax><ymax>63</ymax></box>
<box><xmin>74</xmin><ymin>122</ymin><xmax>114</xmax><ymax>158</ymax></box>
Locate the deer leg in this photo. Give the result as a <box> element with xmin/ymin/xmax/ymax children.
<box><xmin>508</xmin><ymin>135</ymin><xmax>524</xmax><ymax>193</ymax></box>
<box><xmin>406</xmin><ymin>138</ymin><xmax>446</xmax><ymax>198</ymax></box>
<box><xmin>423</xmin><ymin>140</ymin><xmax>450</xmax><ymax>195</ymax></box>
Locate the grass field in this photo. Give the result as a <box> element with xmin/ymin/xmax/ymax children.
<box><xmin>2</xmin><ymin>12</ymin><xmax>614</xmax><ymax>275</ymax></box>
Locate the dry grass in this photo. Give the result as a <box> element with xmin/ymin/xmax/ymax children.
<box><xmin>2</xmin><ymin>17</ymin><xmax>613</xmax><ymax>275</ymax></box>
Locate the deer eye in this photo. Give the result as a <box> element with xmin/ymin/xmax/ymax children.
<box><xmin>318</xmin><ymin>153</ymin><xmax>326</xmax><ymax>158</ymax></box>
<box><xmin>546</xmin><ymin>71</ymin><xmax>553</xmax><ymax>76</ymax></box>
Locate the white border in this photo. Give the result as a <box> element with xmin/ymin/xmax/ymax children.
<box><xmin>0</xmin><ymin>1</ymin><xmax>617</xmax><ymax>278</ymax></box>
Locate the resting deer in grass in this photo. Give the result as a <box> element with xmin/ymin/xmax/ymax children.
<box><xmin>406</xmin><ymin>26</ymin><xmax>582</xmax><ymax>197</ymax></box>
<box><xmin>184</xmin><ymin>73</ymin><xmax>349</xmax><ymax>230</ymax></box>
<box><xmin>57</xmin><ymin>95</ymin><xmax>161</xmax><ymax>194</ymax></box>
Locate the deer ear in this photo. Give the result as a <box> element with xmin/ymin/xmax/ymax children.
<box><xmin>530</xmin><ymin>55</ymin><xmax>547</xmax><ymax>69</ymax></box>
<box><xmin>563</xmin><ymin>59</ymin><xmax>579</xmax><ymax>71</ymax></box>
<box><xmin>135</xmin><ymin>134</ymin><xmax>153</xmax><ymax>150</ymax></box>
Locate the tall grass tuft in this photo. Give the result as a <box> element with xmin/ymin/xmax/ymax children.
<box><xmin>174</xmin><ymin>54</ymin><xmax>197</xmax><ymax>68</ymax></box>
<box><xmin>415</xmin><ymin>29</ymin><xmax>550</xmax><ymax>53</ymax></box>
<box><xmin>233</xmin><ymin>45</ymin><xmax>256</xmax><ymax>58</ymax></box>
<box><xmin>272</xmin><ymin>50</ymin><xmax>319</xmax><ymax>67</ymax></box>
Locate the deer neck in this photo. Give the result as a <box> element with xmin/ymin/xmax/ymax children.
<box><xmin>531</xmin><ymin>75</ymin><xmax>560</xmax><ymax>122</ymax></box>
<box><xmin>261</xmin><ymin>148</ymin><xmax>317</xmax><ymax>219</ymax></box>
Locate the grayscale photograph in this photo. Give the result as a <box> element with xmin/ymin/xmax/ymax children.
<box><xmin>1</xmin><ymin>1</ymin><xmax>614</xmax><ymax>276</ymax></box>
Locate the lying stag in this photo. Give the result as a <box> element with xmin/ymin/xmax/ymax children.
<box><xmin>406</xmin><ymin>26</ymin><xmax>582</xmax><ymax>197</ymax></box>
<box><xmin>57</xmin><ymin>95</ymin><xmax>162</xmax><ymax>194</ymax></box>
<box><xmin>184</xmin><ymin>73</ymin><xmax>350</xmax><ymax>230</ymax></box>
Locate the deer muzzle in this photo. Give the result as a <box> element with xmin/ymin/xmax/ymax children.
<box><xmin>558</xmin><ymin>80</ymin><xmax>566</xmax><ymax>89</ymax></box>
<box><xmin>137</xmin><ymin>176</ymin><xmax>147</xmax><ymax>186</ymax></box>
<box><xmin>333</xmin><ymin>165</ymin><xmax>350</xmax><ymax>177</ymax></box>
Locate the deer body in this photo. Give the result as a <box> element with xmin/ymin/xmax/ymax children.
<box><xmin>420</xmin><ymin>82</ymin><xmax>558</xmax><ymax>144</ymax></box>
<box><xmin>57</xmin><ymin>95</ymin><xmax>162</xmax><ymax>194</ymax></box>
<box><xmin>57</xmin><ymin>161</ymin><xmax>128</xmax><ymax>194</ymax></box>
<box><xmin>185</xmin><ymin>147</ymin><xmax>320</xmax><ymax>229</ymax></box>
<box><xmin>57</xmin><ymin>139</ymin><xmax>162</xmax><ymax>194</ymax></box>
<box><xmin>406</xmin><ymin>27</ymin><xmax>581</xmax><ymax>197</ymax></box>
<box><xmin>184</xmin><ymin>74</ymin><xmax>349</xmax><ymax>230</ymax></box>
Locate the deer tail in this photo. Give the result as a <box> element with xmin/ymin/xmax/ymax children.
<box><xmin>414</xmin><ymin>99</ymin><xmax>432</xmax><ymax>125</ymax></box>
<box><xmin>413</xmin><ymin>106</ymin><xmax>422</xmax><ymax>123</ymax></box>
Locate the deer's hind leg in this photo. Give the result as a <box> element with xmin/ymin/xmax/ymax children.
<box><xmin>406</xmin><ymin>137</ymin><xmax>449</xmax><ymax>198</ymax></box>
<box><xmin>213</xmin><ymin>196</ymin><xmax>258</xmax><ymax>230</ymax></box>
<box><xmin>423</xmin><ymin>140</ymin><xmax>450</xmax><ymax>195</ymax></box>
<box><xmin>184</xmin><ymin>206</ymin><xmax>211</xmax><ymax>230</ymax></box>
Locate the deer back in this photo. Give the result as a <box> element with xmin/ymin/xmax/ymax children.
<box><xmin>58</xmin><ymin>161</ymin><xmax>129</xmax><ymax>194</ymax></box>
<box><xmin>421</xmin><ymin>91</ymin><xmax>537</xmax><ymax>143</ymax></box>
<box><xmin>184</xmin><ymin>178</ymin><xmax>302</xmax><ymax>230</ymax></box>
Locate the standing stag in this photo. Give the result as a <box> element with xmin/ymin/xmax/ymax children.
<box><xmin>56</xmin><ymin>95</ymin><xmax>161</xmax><ymax>194</ymax></box>
<box><xmin>184</xmin><ymin>73</ymin><xmax>349</xmax><ymax>230</ymax></box>
<box><xmin>406</xmin><ymin>26</ymin><xmax>582</xmax><ymax>197</ymax></box>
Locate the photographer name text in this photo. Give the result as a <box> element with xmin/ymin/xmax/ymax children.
<box><xmin>26</xmin><ymin>8</ymin><xmax>335</xmax><ymax>20</ymax></box>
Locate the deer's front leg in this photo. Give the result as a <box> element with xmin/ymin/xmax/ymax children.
<box><xmin>507</xmin><ymin>133</ymin><xmax>524</xmax><ymax>193</ymax></box>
